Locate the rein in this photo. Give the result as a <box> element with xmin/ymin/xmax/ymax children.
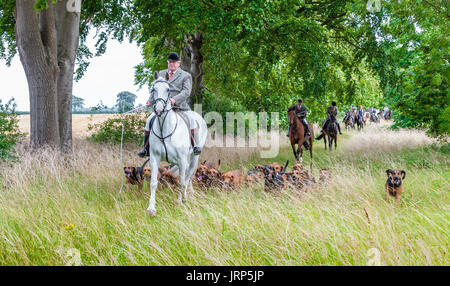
<box><xmin>151</xmin><ymin>108</ymin><xmax>179</xmax><ymax>162</ymax></box>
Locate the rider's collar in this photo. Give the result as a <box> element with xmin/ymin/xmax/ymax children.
<box><xmin>169</xmin><ymin>68</ymin><xmax>179</xmax><ymax>76</ymax></box>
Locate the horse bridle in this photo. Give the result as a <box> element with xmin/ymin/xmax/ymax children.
<box><xmin>150</xmin><ymin>80</ymin><xmax>179</xmax><ymax>162</ymax></box>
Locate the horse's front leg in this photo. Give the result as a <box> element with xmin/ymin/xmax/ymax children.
<box><xmin>291</xmin><ymin>144</ymin><xmax>298</xmax><ymax>163</ymax></box>
<box><xmin>177</xmin><ymin>158</ymin><xmax>189</xmax><ymax>203</ymax></box>
<box><xmin>299</xmin><ymin>145</ymin><xmax>303</xmax><ymax>164</ymax></box>
<box><xmin>323</xmin><ymin>136</ymin><xmax>327</xmax><ymax>150</ymax></box>
<box><xmin>335</xmin><ymin>135</ymin><xmax>337</xmax><ymax>150</ymax></box>
<box><xmin>147</xmin><ymin>155</ymin><xmax>161</xmax><ymax>217</ymax></box>
<box><xmin>187</xmin><ymin>154</ymin><xmax>200</xmax><ymax>195</ymax></box>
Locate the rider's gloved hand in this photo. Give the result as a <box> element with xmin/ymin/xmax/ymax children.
<box><xmin>146</xmin><ymin>100</ymin><xmax>152</xmax><ymax>106</ymax></box>
<box><xmin>170</xmin><ymin>98</ymin><xmax>175</xmax><ymax>105</ymax></box>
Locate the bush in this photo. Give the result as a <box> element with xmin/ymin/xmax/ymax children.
<box><xmin>0</xmin><ymin>98</ymin><xmax>23</xmax><ymax>160</ymax></box>
<box><xmin>88</xmin><ymin>113</ymin><xmax>149</xmax><ymax>144</ymax></box>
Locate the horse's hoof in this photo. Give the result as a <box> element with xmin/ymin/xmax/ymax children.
<box><xmin>146</xmin><ymin>208</ymin><xmax>157</xmax><ymax>217</ymax></box>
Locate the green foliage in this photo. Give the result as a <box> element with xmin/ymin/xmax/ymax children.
<box><xmin>0</xmin><ymin>0</ymin><xmax>137</xmax><ymax>76</ymax></box>
<box><xmin>88</xmin><ymin>113</ymin><xmax>148</xmax><ymax>144</ymax></box>
<box><xmin>72</xmin><ymin>95</ymin><xmax>85</xmax><ymax>111</ymax></box>
<box><xmin>360</xmin><ymin>0</ymin><xmax>449</xmax><ymax>135</ymax></box>
<box><xmin>0</xmin><ymin>98</ymin><xmax>24</xmax><ymax>160</ymax></box>
<box><xmin>133</xmin><ymin>0</ymin><xmax>384</xmax><ymax>124</ymax></box>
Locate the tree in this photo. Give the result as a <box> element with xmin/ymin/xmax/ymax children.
<box><xmin>0</xmin><ymin>0</ymin><xmax>135</xmax><ymax>151</ymax></box>
<box><xmin>90</xmin><ymin>100</ymin><xmax>108</xmax><ymax>112</ymax></box>
<box><xmin>355</xmin><ymin>0</ymin><xmax>449</xmax><ymax>135</ymax></box>
<box><xmin>115</xmin><ymin>91</ymin><xmax>137</xmax><ymax>113</ymax></box>
<box><xmin>0</xmin><ymin>98</ymin><xmax>23</xmax><ymax>160</ymax></box>
<box><xmin>72</xmin><ymin>95</ymin><xmax>85</xmax><ymax>111</ymax></box>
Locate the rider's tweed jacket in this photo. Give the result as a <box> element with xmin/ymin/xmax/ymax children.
<box><xmin>326</xmin><ymin>106</ymin><xmax>338</xmax><ymax>119</ymax></box>
<box><xmin>288</xmin><ymin>104</ymin><xmax>307</xmax><ymax>119</ymax></box>
<box><xmin>155</xmin><ymin>68</ymin><xmax>193</xmax><ymax>110</ymax></box>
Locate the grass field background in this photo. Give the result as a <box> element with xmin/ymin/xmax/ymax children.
<box><xmin>1</xmin><ymin>117</ymin><xmax>448</xmax><ymax>265</ymax></box>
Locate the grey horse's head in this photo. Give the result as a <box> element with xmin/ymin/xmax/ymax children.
<box><xmin>151</xmin><ymin>71</ymin><xmax>171</xmax><ymax>117</ymax></box>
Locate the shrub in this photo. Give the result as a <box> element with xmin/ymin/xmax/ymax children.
<box><xmin>88</xmin><ymin>113</ymin><xmax>149</xmax><ymax>144</ymax></box>
<box><xmin>0</xmin><ymin>98</ymin><xmax>23</xmax><ymax>160</ymax></box>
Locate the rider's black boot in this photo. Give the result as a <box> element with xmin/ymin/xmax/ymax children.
<box><xmin>137</xmin><ymin>131</ymin><xmax>150</xmax><ymax>157</ymax></box>
<box><xmin>303</xmin><ymin>119</ymin><xmax>311</xmax><ymax>137</ymax></box>
<box><xmin>191</xmin><ymin>129</ymin><xmax>202</xmax><ymax>155</ymax></box>
<box><xmin>337</xmin><ymin>123</ymin><xmax>342</xmax><ymax>135</ymax></box>
<box><xmin>286</xmin><ymin>123</ymin><xmax>292</xmax><ymax>137</ymax></box>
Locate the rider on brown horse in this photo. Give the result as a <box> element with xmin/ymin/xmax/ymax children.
<box><xmin>316</xmin><ymin>101</ymin><xmax>342</xmax><ymax>140</ymax></box>
<box><xmin>286</xmin><ymin>99</ymin><xmax>311</xmax><ymax>137</ymax></box>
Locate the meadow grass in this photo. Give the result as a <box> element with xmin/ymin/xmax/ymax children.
<box><xmin>0</xmin><ymin>121</ymin><xmax>448</xmax><ymax>265</ymax></box>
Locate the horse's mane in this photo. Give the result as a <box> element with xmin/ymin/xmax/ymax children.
<box><xmin>288</xmin><ymin>109</ymin><xmax>300</xmax><ymax>125</ymax></box>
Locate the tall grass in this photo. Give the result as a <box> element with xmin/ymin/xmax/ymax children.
<box><xmin>0</xmin><ymin>122</ymin><xmax>448</xmax><ymax>265</ymax></box>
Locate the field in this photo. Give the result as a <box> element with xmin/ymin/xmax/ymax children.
<box><xmin>17</xmin><ymin>114</ymin><xmax>118</xmax><ymax>137</ymax></box>
<box><xmin>1</xmin><ymin>117</ymin><xmax>449</xmax><ymax>265</ymax></box>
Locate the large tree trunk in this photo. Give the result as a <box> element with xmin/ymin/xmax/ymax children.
<box><xmin>181</xmin><ymin>31</ymin><xmax>204</xmax><ymax>106</ymax></box>
<box><xmin>15</xmin><ymin>0</ymin><xmax>81</xmax><ymax>151</ymax></box>
<box><xmin>55</xmin><ymin>1</ymin><xmax>81</xmax><ymax>152</ymax></box>
<box><xmin>15</xmin><ymin>0</ymin><xmax>60</xmax><ymax>148</ymax></box>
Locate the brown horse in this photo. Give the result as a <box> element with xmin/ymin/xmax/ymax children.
<box><xmin>322</xmin><ymin>115</ymin><xmax>338</xmax><ymax>151</ymax></box>
<box><xmin>384</xmin><ymin>110</ymin><xmax>392</xmax><ymax>120</ymax></box>
<box><xmin>288</xmin><ymin>110</ymin><xmax>313</xmax><ymax>165</ymax></box>
<box><xmin>364</xmin><ymin>111</ymin><xmax>370</xmax><ymax>125</ymax></box>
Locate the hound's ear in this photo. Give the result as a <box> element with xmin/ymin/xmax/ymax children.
<box><xmin>123</xmin><ymin>167</ymin><xmax>127</xmax><ymax>171</ymax></box>
<box><xmin>401</xmin><ymin>170</ymin><xmax>406</xmax><ymax>179</ymax></box>
<box><xmin>386</xmin><ymin>169</ymin><xmax>392</xmax><ymax>176</ymax></box>
<box><xmin>202</xmin><ymin>160</ymin><xmax>206</xmax><ymax>165</ymax></box>
<box><xmin>153</xmin><ymin>71</ymin><xmax>159</xmax><ymax>80</ymax></box>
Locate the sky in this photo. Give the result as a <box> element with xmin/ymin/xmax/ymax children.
<box><xmin>0</xmin><ymin>35</ymin><xmax>150</xmax><ymax>111</ymax></box>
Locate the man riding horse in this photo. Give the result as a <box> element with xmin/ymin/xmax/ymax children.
<box><xmin>343</xmin><ymin>108</ymin><xmax>352</xmax><ymax>122</ymax></box>
<box><xmin>358</xmin><ymin>105</ymin><xmax>364</xmax><ymax>119</ymax></box>
<box><xmin>138</xmin><ymin>52</ymin><xmax>202</xmax><ymax>157</ymax></box>
<box><xmin>316</xmin><ymin>101</ymin><xmax>342</xmax><ymax>140</ymax></box>
<box><xmin>370</xmin><ymin>106</ymin><xmax>379</xmax><ymax>121</ymax></box>
<box><xmin>286</xmin><ymin>98</ymin><xmax>311</xmax><ymax>137</ymax></box>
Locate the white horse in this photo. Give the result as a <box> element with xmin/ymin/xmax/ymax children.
<box><xmin>146</xmin><ymin>72</ymin><xmax>207</xmax><ymax>216</ymax></box>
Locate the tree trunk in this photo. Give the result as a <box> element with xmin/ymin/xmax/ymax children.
<box><xmin>55</xmin><ymin>1</ymin><xmax>81</xmax><ymax>152</ymax></box>
<box><xmin>15</xmin><ymin>0</ymin><xmax>81</xmax><ymax>151</ymax></box>
<box><xmin>15</xmin><ymin>0</ymin><xmax>60</xmax><ymax>148</ymax></box>
<box><xmin>182</xmin><ymin>32</ymin><xmax>204</xmax><ymax>106</ymax></box>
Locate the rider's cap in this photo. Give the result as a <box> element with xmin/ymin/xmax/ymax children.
<box><xmin>167</xmin><ymin>52</ymin><xmax>180</xmax><ymax>62</ymax></box>
<box><xmin>332</xmin><ymin>101</ymin><xmax>336</xmax><ymax>106</ymax></box>
<box><xmin>298</xmin><ymin>98</ymin><xmax>303</xmax><ymax>103</ymax></box>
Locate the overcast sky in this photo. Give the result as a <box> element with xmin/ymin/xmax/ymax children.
<box><xmin>0</xmin><ymin>35</ymin><xmax>150</xmax><ymax>111</ymax></box>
